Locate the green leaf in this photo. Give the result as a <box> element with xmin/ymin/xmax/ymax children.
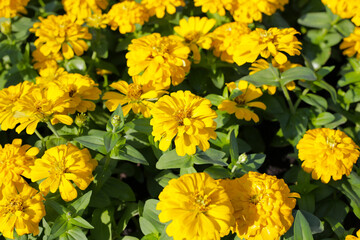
<box><xmin>91</xmin><ymin>29</ymin><xmax>108</xmax><ymax>58</ymax></box>
<box><xmin>312</xmin><ymin>112</ymin><xmax>336</xmax><ymax>126</ymax></box>
<box><xmin>106</xmin><ymin>104</ymin><xmax>124</xmax><ymax>133</ymax></box>
<box><xmin>156</xmin><ymin>149</ymin><xmax>193</xmax><ymax>169</ymax></box>
<box><xmin>65</xmin><ymin>57</ymin><xmax>87</xmax><ymax>73</ymax></box>
<box><xmin>104</xmin><ymin>132</ymin><xmax>120</xmax><ymax>153</ymax></box>
<box><xmin>324</xmin><ymin>113</ymin><xmax>347</xmax><ymax>129</ymax></box>
<box><xmin>334</xmin><ymin>19</ymin><xmax>355</xmax><ymax>37</ymax></box>
<box><xmin>281</xmin><ymin>67</ymin><xmax>317</xmax><ymax>86</ymax></box>
<box><xmin>155</xmin><ymin>170</ymin><xmax>178</xmax><ymax>187</ymax></box>
<box><xmin>66</xmin><ymin>226</ymin><xmax>87</xmax><ymax>240</ymax></box>
<box><xmin>46</xmin><ymin>199</ymin><xmax>68</xmax><ymax>215</ymax></box>
<box><xmin>141</xmin><ymin>233</ymin><xmax>159</xmax><ymax>240</ymax></box>
<box><xmin>49</xmin><ymin>217</ymin><xmax>71</xmax><ymax>240</ymax></box>
<box><xmin>243</xmin><ymin>153</ymin><xmax>266</xmax><ymax>171</ymax></box>
<box><xmin>229</xmin><ymin>89</ymin><xmax>242</xmax><ymax>101</ymax></box>
<box><xmin>229</xmin><ymin>130</ymin><xmax>239</xmax><ymax>163</ymax></box>
<box><xmin>339</xmin><ymin>71</ymin><xmax>360</xmax><ymax>87</ymax></box>
<box><xmin>204</xmin><ymin>166</ymin><xmax>231</xmax><ymax>179</ymax></box>
<box><xmin>277</xmin><ymin>108</ymin><xmax>310</xmax><ymax>144</ymax></box>
<box><xmin>301</xmin><ymin>210</ymin><xmax>324</xmax><ymax>234</ymax></box>
<box><xmin>241</xmin><ymin>66</ymin><xmax>280</xmax><ymax>87</ymax></box>
<box><xmin>193</xmin><ymin>148</ymin><xmax>228</xmax><ymax>166</ymax></box>
<box><xmin>70</xmin><ymin>191</ymin><xmax>92</xmax><ymax>217</ymax></box>
<box><xmin>324</xmin><ymin>217</ymin><xmax>347</xmax><ymax>239</ymax></box>
<box><xmin>294</xmin><ymin>210</ymin><xmax>314</xmax><ymax>240</ymax></box>
<box><xmin>102</xmin><ymin>177</ymin><xmax>135</xmax><ymax>201</ymax></box>
<box><xmin>69</xmin><ymin>216</ymin><xmax>94</xmax><ymax>229</ymax></box>
<box><xmin>205</xmin><ymin>94</ymin><xmax>225</xmax><ymax>106</ymax></box>
<box><xmin>313</xmin><ymin>80</ymin><xmax>337</xmax><ymax>103</ymax></box>
<box><xmin>142</xmin><ymin>199</ymin><xmax>164</xmax><ymax>233</ymax></box>
<box><xmin>139</xmin><ymin>217</ymin><xmax>158</xmax><ymax>235</ymax></box>
<box><xmin>110</xmin><ymin>144</ymin><xmax>148</xmax><ymax>165</ymax></box>
<box><xmin>89</xmin><ymin>189</ymin><xmax>111</xmax><ymax>208</ymax></box>
<box><xmin>126</xmin><ymin>118</ymin><xmax>152</xmax><ymax>135</ymax></box>
<box><xmin>74</xmin><ymin>133</ymin><xmax>106</xmax><ymax>154</ymax></box>
<box><xmin>298</xmin><ymin>12</ymin><xmax>331</xmax><ymax>29</ymax></box>
<box><xmin>300</xmin><ymin>94</ymin><xmax>327</xmax><ymax>110</ymax></box>
<box><xmin>117</xmin><ymin>203</ymin><xmax>139</xmax><ymax>233</ymax></box>
<box><xmin>210</xmin><ymin>71</ymin><xmax>225</xmax><ymax>89</ymax></box>
<box><xmin>297</xmin><ymin>194</ymin><xmax>315</xmax><ymax>213</ymax></box>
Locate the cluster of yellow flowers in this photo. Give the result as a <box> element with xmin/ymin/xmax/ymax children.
<box><xmin>0</xmin><ymin>140</ymin><xmax>96</xmax><ymax>238</ymax></box>
<box><xmin>0</xmin><ymin>0</ymin><xmax>29</xmax><ymax>18</ymax></box>
<box><xmin>0</xmin><ymin>67</ymin><xmax>100</xmax><ymax>134</ymax></box>
<box><xmin>157</xmin><ymin>172</ymin><xmax>299</xmax><ymax>240</ymax></box>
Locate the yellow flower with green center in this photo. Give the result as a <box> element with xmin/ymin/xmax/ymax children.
<box><xmin>150</xmin><ymin>90</ymin><xmax>217</xmax><ymax>156</ymax></box>
<box><xmin>346</xmin><ymin>230</ymin><xmax>360</xmax><ymax>240</ymax></box>
<box><xmin>249</xmin><ymin>58</ymin><xmax>301</xmax><ymax>94</ymax></box>
<box><xmin>232</xmin><ymin>27</ymin><xmax>302</xmax><ymax>66</ymax></box>
<box><xmin>107</xmin><ymin>1</ymin><xmax>149</xmax><ymax>34</ymax></box>
<box><xmin>0</xmin><ymin>81</ymin><xmax>35</xmax><ymax>131</ymax></box>
<box><xmin>102</xmin><ymin>75</ymin><xmax>167</xmax><ymax>118</ymax></box>
<box><xmin>30</xmin><ymin>143</ymin><xmax>98</xmax><ymax>201</ymax></box>
<box><xmin>174</xmin><ymin>17</ymin><xmax>216</xmax><ymax>64</ymax></box>
<box><xmin>296</xmin><ymin>128</ymin><xmax>360</xmax><ymax>183</ymax></box>
<box><xmin>340</xmin><ymin>27</ymin><xmax>360</xmax><ymax>58</ymax></box>
<box><xmin>62</xmin><ymin>0</ymin><xmax>108</xmax><ymax>20</ymax></box>
<box><xmin>157</xmin><ymin>172</ymin><xmax>235</xmax><ymax>240</ymax></box>
<box><xmin>322</xmin><ymin>0</ymin><xmax>360</xmax><ymax>26</ymax></box>
<box><xmin>141</xmin><ymin>0</ymin><xmax>185</xmax><ymax>18</ymax></box>
<box><xmin>218</xmin><ymin>81</ymin><xmax>266</xmax><ymax>123</ymax></box>
<box><xmin>30</xmin><ymin>14</ymin><xmax>92</xmax><ymax>59</ymax></box>
<box><xmin>219</xmin><ymin>172</ymin><xmax>300</xmax><ymax>240</ymax></box>
<box><xmin>0</xmin><ymin>139</ymin><xmax>38</xmax><ymax>185</ymax></box>
<box><xmin>126</xmin><ymin>33</ymin><xmax>191</xmax><ymax>87</ymax></box>
<box><xmin>0</xmin><ymin>0</ymin><xmax>29</xmax><ymax>18</ymax></box>
<box><xmin>0</xmin><ymin>182</ymin><xmax>45</xmax><ymax>239</ymax></box>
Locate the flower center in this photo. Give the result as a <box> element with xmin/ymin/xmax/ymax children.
<box><xmin>184</xmin><ymin>32</ymin><xmax>201</xmax><ymax>43</ymax></box>
<box><xmin>5</xmin><ymin>196</ymin><xmax>24</xmax><ymax>213</ymax></box>
<box><xmin>326</xmin><ymin>137</ymin><xmax>337</xmax><ymax>149</ymax></box>
<box><xmin>235</xmin><ymin>95</ymin><xmax>246</xmax><ymax>106</ymax></box>
<box><xmin>174</xmin><ymin>108</ymin><xmax>192</xmax><ymax>126</ymax></box>
<box><xmin>249</xmin><ymin>194</ymin><xmax>259</xmax><ymax>205</ymax></box>
<box><xmin>193</xmin><ymin>192</ymin><xmax>210</xmax><ymax>212</ymax></box>
<box><xmin>128</xmin><ymin>83</ymin><xmax>143</xmax><ymax>101</ymax></box>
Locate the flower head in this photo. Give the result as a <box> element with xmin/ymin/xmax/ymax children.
<box><xmin>194</xmin><ymin>0</ymin><xmax>233</xmax><ymax>16</ymax></box>
<box><xmin>232</xmin><ymin>27</ymin><xmax>302</xmax><ymax>66</ymax></box>
<box><xmin>340</xmin><ymin>27</ymin><xmax>360</xmax><ymax>58</ymax></box>
<box><xmin>62</xmin><ymin>0</ymin><xmax>108</xmax><ymax>20</ymax></box>
<box><xmin>157</xmin><ymin>172</ymin><xmax>234</xmax><ymax>240</ymax></box>
<box><xmin>150</xmin><ymin>90</ymin><xmax>217</xmax><ymax>156</ymax></box>
<box><xmin>30</xmin><ymin>143</ymin><xmax>97</xmax><ymax>201</ymax></box>
<box><xmin>107</xmin><ymin>1</ymin><xmax>149</xmax><ymax>34</ymax></box>
<box><xmin>296</xmin><ymin>128</ymin><xmax>360</xmax><ymax>183</ymax></box>
<box><xmin>141</xmin><ymin>0</ymin><xmax>185</xmax><ymax>18</ymax></box>
<box><xmin>174</xmin><ymin>17</ymin><xmax>216</xmax><ymax>63</ymax></box>
<box><xmin>102</xmin><ymin>75</ymin><xmax>167</xmax><ymax>118</ymax></box>
<box><xmin>0</xmin><ymin>139</ymin><xmax>38</xmax><ymax>185</ymax></box>
<box><xmin>249</xmin><ymin>58</ymin><xmax>301</xmax><ymax>94</ymax></box>
<box><xmin>30</xmin><ymin>14</ymin><xmax>92</xmax><ymax>59</ymax></box>
<box><xmin>32</xmin><ymin>48</ymin><xmax>63</xmax><ymax>71</ymax></box>
<box><xmin>126</xmin><ymin>33</ymin><xmax>191</xmax><ymax>87</ymax></box>
<box><xmin>220</xmin><ymin>172</ymin><xmax>299</xmax><ymax>240</ymax></box>
<box><xmin>322</xmin><ymin>0</ymin><xmax>360</xmax><ymax>26</ymax></box>
<box><xmin>0</xmin><ymin>0</ymin><xmax>29</xmax><ymax>18</ymax></box>
<box><xmin>346</xmin><ymin>230</ymin><xmax>360</xmax><ymax>240</ymax></box>
<box><xmin>0</xmin><ymin>182</ymin><xmax>45</xmax><ymax>239</ymax></box>
<box><xmin>218</xmin><ymin>81</ymin><xmax>266</xmax><ymax>123</ymax></box>
<box><xmin>86</xmin><ymin>13</ymin><xmax>108</xmax><ymax>29</ymax></box>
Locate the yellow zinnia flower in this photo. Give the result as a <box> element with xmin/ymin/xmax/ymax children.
<box><xmin>30</xmin><ymin>14</ymin><xmax>92</xmax><ymax>59</ymax></box>
<box><xmin>322</xmin><ymin>0</ymin><xmax>360</xmax><ymax>26</ymax></box>
<box><xmin>157</xmin><ymin>172</ymin><xmax>235</xmax><ymax>240</ymax></box>
<box><xmin>232</xmin><ymin>27</ymin><xmax>302</xmax><ymax>66</ymax></box>
<box><xmin>296</xmin><ymin>128</ymin><xmax>360</xmax><ymax>183</ymax></box>
<box><xmin>126</xmin><ymin>33</ymin><xmax>191</xmax><ymax>87</ymax></box>
<box><xmin>0</xmin><ymin>81</ymin><xmax>35</xmax><ymax>131</ymax></box>
<box><xmin>141</xmin><ymin>0</ymin><xmax>185</xmax><ymax>18</ymax></box>
<box><xmin>150</xmin><ymin>90</ymin><xmax>217</xmax><ymax>156</ymax></box>
<box><xmin>346</xmin><ymin>230</ymin><xmax>360</xmax><ymax>240</ymax></box>
<box><xmin>0</xmin><ymin>139</ymin><xmax>38</xmax><ymax>185</ymax></box>
<box><xmin>340</xmin><ymin>27</ymin><xmax>360</xmax><ymax>58</ymax></box>
<box><xmin>62</xmin><ymin>0</ymin><xmax>108</xmax><ymax>20</ymax></box>
<box><xmin>220</xmin><ymin>172</ymin><xmax>300</xmax><ymax>240</ymax></box>
<box><xmin>174</xmin><ymin>17</ymin><xmax>216</xmax><ymax>64</ymax></box>
<box><xmin>102</xmin><ymin>75</ymin><xmax>167</xmax><ymax>118</ymax></box>
<box><xmin>249</xmin><ymin>58</ymin><xmax>301</xmax><ymax>94</ymax></box>
<box><xmin>0</xmin><ymin>0</ymin><xmax>29</xmax><ymax>18</ymax></box>
<box><xmin>0</xmin><ymin>182</ymin><xmax>45</xmax><ymax>239</ymax></box>
<box><xmin>194</xmin><ymin>0</ymin><xmax>233</xmax><ymax>16</ymax></box>
<box><xmin>107</xmin><ymin>1</ymin><xmax>149</xmax><ymax>34</ymax></box>
<box><xmin>86</xmin><ymin>12</ymin><xmax>108</xmax><ymax>29</ymax></box>
<box><xmin>13</xmin><ymin>85</ymin><xmax>73</xmax><ymax>135</ymax></box>
<box><xmin>211</xmin><ymin>21</ymin><xmax>251</xmax><ymax>63</ymax></box>
<box><xmin>218</xmin><ymin>81</ymin><xmax>266</xmax><ymax>123</ymax></box>
<box><xmin>32</xmin><ymin>48</ymin><xmax>63</xmax><ymax>71</ymax></box>
<box><xmin>30</xmin><ymin>143</ymin><xmax>98</xmax><ymax>202</ymax></box>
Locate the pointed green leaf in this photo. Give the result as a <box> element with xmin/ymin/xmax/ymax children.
<box><xmin>294</xmin><ymin>210</ymin><xmax>314</xmax><ymax>240</ymax></box>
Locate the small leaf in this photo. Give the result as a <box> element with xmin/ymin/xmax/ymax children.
<box><xmin>66</xmin><ymin>226</ymin><xmax>87</xmax><ymax>240</ymax></box>
<box><xmin>70</xmin><ymin>191</ymin><xmax>92</xmax><ymax>217</ymax></box>
<box><xmin>205</xmin><ymin>94</ymin><xmax>225</xmax><ymax>106</ymax></box>
<box><xmin>106</xmin><ymin>104</ymin><xmax>124</xmax><ymax>133</ymax></box>
<box><xmin>103</xmin><ymin>132</ymin><xmax>120</xmax><ymax>153</ymax></box>
<box><xmin>102</xmin><ymin>177</ymin><xmax>135</xmax><ymax>201</ymax></box>
<box><xmin>241</xmin><ymin>66</ymin><xmax>280</xmax><ymax>87</ymax></box>
<box><xmin>281</xmin><ymin>67</ymin><xmax>317</xmax><ymax>86</ymax></box>
<box><xmin>110</xmin><ymin>144</ymin><xmax>148</xmax><ymax>165</ymax></box>
<box><xmin>64</xmin><ymin>57</ymin><xmax>86</xmax><ymax>73</ymax></box>
<box><xmin>313</xmin><ymin>80</ymin><xmax>337</xmax><ymax>103</ymax></box>
<box><xmin>90</xmin><ymin>208</ymin><xmax>113</xmax><ymax>240</ymax></box>
<box><xmin>229</xmin><ymin>130</ymin><xmax>239</xmax><ymax>163</ymax></box>
<box><xmin>156</xmin><ymin>149</ymin><xmax>193</xmax><ymax>169</ymax></box>
<box><xmin>312</xmin><ymin>112</ymin><xmax>336</xmax><ymax>126</ymax></box>
<box><xmin>142</xmin><ymin>199</ymin><xmax>164</xmax><ymax>233</ymax></box>
<box><xmin>298</xmin><ymin>12</ymin><xmax>331</xmax><ymax>29</ymax></box>
<box><xmin>49</xmin><ymin>217</ymin><xmax>71</xmax><ymax>240</ymax></box>
<box><xmin>300</xmin><ymin>94</ymin><xmax>327</xmax><ymax>110</ymax></box>
<box><xmin>193</xmin><ymin>148</ymin><xmax>228</xmax><ymax>166</ymax></box>
<box><xmin>229</xmin><ymin>89</ymin><xmax>242</xmax><ymax>101</ymax></box>
<box><xmin>294</xmin><ymin>210</ymin><xmax>314</xmax><ymax>240</ymax></box>
<box><xmin>69</xmin><ymin>216</ymin><xmax>94</xmax><ymax>229</ymax></box>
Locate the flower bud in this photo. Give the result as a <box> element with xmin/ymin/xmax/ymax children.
<box><xmin>0</xmin><ymin>20</ymin><xmax>11</xmax><ymax>35</ymax></box>
<box><xmin>111</xmin><ymin>115</ymin><xmax>121</xmax><ymax>128</ymax></box>
<box><xmin>75</xmin><ymin>113</ymin><xmax>87</xmax><ymax>128</ymax></box>
<box><xmin>238</xmin><ymin>153</ymin><xmax>248</xmax><ymax>164</ymax></box>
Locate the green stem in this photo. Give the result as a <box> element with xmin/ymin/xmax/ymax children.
<box><xmin>38</xmin><ymin>0</ymin><xmax>46</xmax><ymax>7</ymax></box>
<box><xmin>34</xmin><ymin>129</ymin><xmax>44</xmax><ymax>140</ymax></box>
<box><xmin>103</xmin><ymin>75</ymin><xmax>108</xmax><ymax>88</ymax></box>
<box><xmin>294</xmin><ymin>88</ymin><xmax>310</xmax><ymax>110</ymax></box>
<box><xmin>281</xmin><ymin>84</ymin><xmax>296</xmax><ymax>114</ymax></box>
<box><xmin>46</xmin><ymin>122</ymin><xmax>60</xmax><ymax>137</ymax></box>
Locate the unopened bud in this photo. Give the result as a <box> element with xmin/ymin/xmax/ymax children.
<box><xmin>75</xmin><ymin>113</ymin><xmax>87</xmax><ymax>128</ymax></box>
<box><xmin>238</xmin><ymin>153</ymin><xmax>248</xmax><ymax>164</ymax></box>
<box><xmin>0</xmin><ymin>20</ymin><xmax>11</xmax><ymax>35</ymax></box>
<box><xmin>111</xmin><ymin>115</ymin><xmax>121</xmax><ymax>127</ymax></box>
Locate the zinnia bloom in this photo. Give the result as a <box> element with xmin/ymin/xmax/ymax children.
<box><xmin>107</xmin><ymin>1</ymin><xmax>149</xmax><ymax>34</ymax></box>
<box><xmin>218</xmin><ymin>81</ymin><xmax>266</xmax><ymax>123</ymax></box>
<box><xmin>32</xmin><ymin>48</ymin><xmax>63</xmax><ymax>71</ymax></box>
<box><xmin>141</xmin><ymin>0</ymin><xmax>185</xmax><ymax>18</ymax></box>
<box><xmin>0</xmin><ymin>81</ymin><xmax>35</xmax><ymax>131</ymax></box>
<box><xmin>102</xmin><ymin>75</ymin><xmax>167</xmax><ymax>118</ymax></box>
<box><xmin>30</xmin><ymin>14</ymin><xmax>92</xmax><ymax>59</ymax></box>
<box><xmin>126</xmin><ymin>33</ymin><xmax>190</xmax><ymax>87</ymax></box>
<box><xmin>86</xmin><ymin>13</ymin><xmax>108</xmax><ymax>29</ymax></box>
<box><xmin>150</xmin><ymin>90</ymin><xmax>217</xmax><ymax>156</ymax></box>
<box><xmin>174</xmin><ymin>17</ymin><xmax>216</xmax><ymax>63</ymax></box>
<box><xmin>322</xmin><ymin>0</ymin><xmax>360</xmax><ymax>26</ymax></box>
<box><xmin>0</xmin><ymin>182</ymin><xmax>45</xmax><ymax>239</ymax></box>
<box><xmin>0</xmin><ymin>0</ymin><xmax>29</xmax><ymax>18</ymax></box>
<box><xmin>157</xmin><ymin>172</ymin><xmax>234</xmax><ymax>240</ymax></box>
<box><xmin>211</xmin><ymin>21</ymin><xmax>251</xmax><ymax>63</ymax></box>
<box><xmin>296</xmin><ymin>128</ymin><xmax>360</xmax><ymax>183</ymax></box>
<box><xmin>220</xmin><ymin>172</ymin><xmax>300</xmax><ymax>240</ymax></box>
<box><xmin>62</xmin><ymin>0</ymin><xmax>108</xmax><ymax>20</ymax></box>
<box><xmin>194</xmin><ymin>0</ymin><xmax>233</xmax><ymax>16</ymax></box>
<box><xmin>249</xmin><ymin>58</ymin><xmax>301</xmax><ymax>94</ymax></box>
<box><xmin>0</xmin><ymin>139</ymin><xmax>38</xmax><ymax>185</ymax></box>
<box><xmin>346</xmin><ymin>230</ymin><xmax>360</xmax><ymax>240</ymax></box>
<box><xmin>30</xmin><ymin>143</ymin><xmax>98</xmax><ymax>202</ymax></box>
<box><xmin>340</xmin><ymin>27</ymin><xmax>360</xmax><ymax>58</ymax></box>
<box><xmin>232</xmin><ymin>27</ymin><xmax>302</xmax><ymax>66</ymax></box>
